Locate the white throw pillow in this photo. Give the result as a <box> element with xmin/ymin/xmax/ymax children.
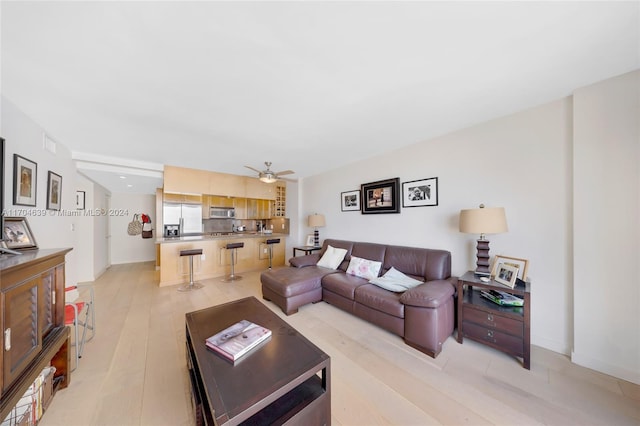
<box><xmin>346</xmin><ymin>256</ymin><xmax>382</xmax><ymax>280</ymax></box>
<box><xmin>316</xmin><ymin>245</ymin><xmax>348</xmax><ymax>270</ymax></box>
<box><xmin>369</xmin><ymin>267</ymin><xmax>424</xmax><ymax>292</ymax></box>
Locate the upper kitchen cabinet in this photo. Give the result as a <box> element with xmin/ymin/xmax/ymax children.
<box><xmin>163</xmin><ymin>193</ymin><xmax>202</xmax><ymax>204</ymax></box>
<box><xmin>163</xmin><ymin>165</ymin><xmax>209</xmax><ymax>194</ymax></box>
<box><xmin>164</xmin><ymin>165</ymin><xmax>277</xmax><ymax>200</ymax></box>
<box><xmin>244</xmin><ymin>177</ymin><xmax>276</xmax><ymax>200</ymax></box>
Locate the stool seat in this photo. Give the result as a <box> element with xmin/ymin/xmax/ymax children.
<box><xmin>222</xmin><ymin>242</ymin><xmax>244</xmax><ymax>282</ymax></box>
<box><xmin>180</xmin><ymin>249</ymin><xmax>203</xmax><ymax>257</ymax></box>
<box><xmin>265</xmin><ymin>239</ymin><xmax>281</xmax><ymax>269</ymax></box>
<box><xmin>178</xmin><ymin>248</ymin><xmax>204</xmax><ymax>292</ymax></box>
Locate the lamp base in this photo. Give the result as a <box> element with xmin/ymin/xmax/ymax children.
<box><xmin>474</xmin><ymin>239</ymin><xmax>491</xmax><ymax>276</ymax></box>
<box><xmin>313</xmin><ymin>229</ymin><xmax>320</xmax><ymax>247</ymax></box>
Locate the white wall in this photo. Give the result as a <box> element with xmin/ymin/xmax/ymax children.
<box><xmin>109</xmin><ymin>192</ymin><xmax>156</xmax><ymax>264</ymax></box>
<box><xmin>1</xmin><ymin>97</ymin><xmax>79</xmax><ymax>286</ymax></box>
<box><xmin>302</xmin><ymin>97</ymin><xmax>573</xmax><ymax>354</ymax></box>
<box><xmin>75</xmin><ymin>172</ymin><xmax>111</xmax><ymax>282</ymax></box>
<box><xmin>300</xmin><ymin>71</ymin><xmax>639</xmax><ymax>383</ymax></box>
<box><xmin>573</xmin><ymin>70</ymin><xmax>639</xmax><ymax>384</ymax></box>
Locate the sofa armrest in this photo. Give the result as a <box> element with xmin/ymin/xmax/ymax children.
<box><xmin>400</xmin><ymin>280</ymin><xmax>455</xmax><ymax>309</ymax></box>
<box><xmin>289</xmin><ymin>254</ymin><xmax>321</xmax><ymax>268</ymax></box>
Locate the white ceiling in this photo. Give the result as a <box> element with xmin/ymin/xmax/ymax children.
<box><xmin>2</xmin><ymin>1</ymin><xmax>639</xmax><ymax>194</ymax></box>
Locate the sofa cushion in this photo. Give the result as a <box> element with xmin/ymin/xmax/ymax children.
<box><xmin>369</xmin><ymin>267</ymin><xmax>424</xmax><ymax>292</ymax></box>
<box><xmin>354</xmin><ymin>284</ymin><xmax>405</xmax><ymax>318</ymax></box>
<box><xmin>321</xmin><ymin>272</ymin><xmax>369</xmax><ymax>300</ymax></box>
<box><xmin>317</xmin><ymin>245</ymin><xmax>348</xmax><ymax>269</ymax></box>
<box><xmin>346</xmin><ymin>256</ymin><xmax>382</xmax><ymax>280</ymax></box>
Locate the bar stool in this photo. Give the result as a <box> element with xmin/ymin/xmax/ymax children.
<box><xmin>222</xmin><ymin>242</ymin><xmax>244</xmax><ymax>282</ymax></box>
<box><xmin>266</xmin><ymin>238</ymin><xmax>280</xmax><ymax>269</ymax></box>
<box><xmin>178</xmin><ymin>249</ymin><xmax>204</xmax><ymax>292</ymax></box>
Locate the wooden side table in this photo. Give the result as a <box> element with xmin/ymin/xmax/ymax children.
<box><xmin>293</xmin><ymin>246</ymin><xmax>322</xmax><ymax>256</ymax></box>
<box><xmin>457</xmin><ymin>271</ymin><xmax>531</xmax><ymax>369</ymax></box>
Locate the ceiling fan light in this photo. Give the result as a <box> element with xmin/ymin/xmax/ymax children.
<box><xmin>259</xmin><ymin>174</ymin><xmax>277</xmax><ymax>183</ymax></box>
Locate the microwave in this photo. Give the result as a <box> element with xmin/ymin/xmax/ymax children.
<box><xmin>210</xmin><ymin>207</ymin><xmax>235</xmax><ymax>218</ymax></box>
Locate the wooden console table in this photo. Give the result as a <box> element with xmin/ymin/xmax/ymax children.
<box><xmin>0</xmin><ymin>249</ymin><xmax>72</xmax><ymax>423</ymax></box>
<box><xmin>185</xmin><ymin>296</ymin><xmax>330</xmax><ymax>425</ymax></box>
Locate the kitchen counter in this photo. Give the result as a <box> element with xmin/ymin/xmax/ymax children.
<box><xmin>156</xmin><ymin>232</ymin><xmax>287</xmax><ymax>287</ymax></box>
<box><xmin>156</xmin><ymin>232</ymin><xmax>286</xmax><ymax>244</ymax></box>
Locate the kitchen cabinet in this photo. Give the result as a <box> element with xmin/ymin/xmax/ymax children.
<box><xmin>274</xmin><ymin>184</ymin><xmax>286</xmax><ymax>217</ymax></box>
<box><xmin>245</xmin><ymin>199</ymin><xmax>271</xmax><ymax>219</ymax></box>
<box><xmin>244</xmin><ymin>177</ymin><xmax>276</xmax><ymax>200</ymax></box>
<box><xmin>164</xmin><ymin>165</ymin><xmax>209</xmax><ymax>194</ymax></box>
<box><xmin>163</xmin><ymin>193</ymin><xmax>202</xmax><ymax>204</ymax></box>
<box><xmin>1</xmin><ymin>249</ymin><xmax>71</xmax><ymax>423</ymax></box>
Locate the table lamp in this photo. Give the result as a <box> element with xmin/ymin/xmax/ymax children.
<box><xmin>308</xmin><ymin>214</ymin><xmax>326</xmax><ymax>247</ymax></box>
<box><xmin>459</xmin><ymin>204</ymin><xmax>508</xmax><ymax>276</ymax></box>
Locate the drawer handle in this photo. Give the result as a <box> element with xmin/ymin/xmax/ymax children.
<box><xmin>487</xmin><ymin>314</ymin><xmax>494</xmax><ymax>322</ymax></box>
<box><xmin>4</xmin><ymin>328</ymin><xmax>10</xmax><ymax>351</ymax></box>
<box><xmin>486</xmin><ymin>330</ymin><xmax>496</xmax><ymax>343</ymax></box>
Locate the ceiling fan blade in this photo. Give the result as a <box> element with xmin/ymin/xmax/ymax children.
<box><xmin>244</xmin><ymin>165</ymin><xmax>262</xmax><ymax>174</ymax></box>
<box><xmin>279</xmin><ymin>176</ymin><xmax>298</xmax><ymax>183</ymax></box>
<box><xmin>274</xmin><ymin>170</ymin><xmax>295</xmax><ymax>176</ymax></box>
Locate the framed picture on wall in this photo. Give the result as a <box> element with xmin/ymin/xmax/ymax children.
<box><xmin>13</xmin><ymin>154</ymin><xmax>37</xmax><ymax>206</ymax></box>
<box><xmin>76</xmin><ymin>191</ymin><xmax>86</xmax><ymax>210</ymax></box>
<box><xmin>361</xmin><ymin>177</ymin><xmax>400</xmax><ymax>214</ymax></box>
<box><xmin>402</xmin><ymin>177</ymin><xmax>438</xmax><ymax>207</ymax></box>
<box><xmin>340</xmin><ymin>190</ymin><xmax>360</xmax><ymax>212</ymax></box>
<box><xmin>47</xmin><ymin>171</ymin><xmax>62</xmax><ymax>211</ymax></box>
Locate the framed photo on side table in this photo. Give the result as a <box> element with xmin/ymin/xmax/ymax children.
<box><xmin>491</xmin><ymin>255</ymin><xmax>529</xmax><ymax>281</ymax></box>
<box><xmin>3</xmin><ymin>216</ymin><xmax>38</xmax><ymax>250</ymax></box>
<box><xmin>494</xmin><ymin>263</ymin><xmax>519</xmax><ymax>288</ymax></box>
<box><xmin>13</xmin><ymin>154</ymin><xmax>37</xmax><ymax>206</ymax></box>
<box><xmin>402</xmin><ymin>177</ymin><xmax>438</xmax><ymax>207</ymax></box>
<box><xmin>47</xmin><ymin>171</ymin><xmax>62</xmax><ymax>211</ymax></box>
<box><xmin>361</xmin><ymin>178</ymin><xmax>400</xmax><ymax>214</ymax></box>
<box><xmin>305</xmin><ymin>235</ymin><xmax>314</xmax><ymax>247</ymax></box>
<box><xmin>340</xmin><ymin>190</ymin><xmax>360</xmax><ymax>212</ymax></box>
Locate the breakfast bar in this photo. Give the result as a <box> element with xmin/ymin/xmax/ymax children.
<box><xmin>156</xmin><ymin>233</ymin><xmax>287</xmax><ymax>287</ymax></box>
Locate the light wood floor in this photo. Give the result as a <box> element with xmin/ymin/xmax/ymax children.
<box><xmin>40</xmin><ymin>262</ymin><xmax>639</xmax><ymax>426</ymax></box>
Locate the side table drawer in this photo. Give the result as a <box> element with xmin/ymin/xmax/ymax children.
<box><xmin>463</xmin><ymin>321</ymin><xmax>524</xmax><ymax>357</ymax></box>
<box><xmin>463</xmin><ymin>307</ymin><xmax>523</xmax><ymax>336</ymax></box>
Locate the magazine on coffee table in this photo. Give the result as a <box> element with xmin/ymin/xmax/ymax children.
<box><xmin>205</xmin><ymin>320</ymin><xmax>271</xmax><ymax>363</ymax></box>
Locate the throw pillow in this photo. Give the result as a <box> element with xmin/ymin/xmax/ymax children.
<box><xmin>316</xmin><ymin>245</ymin><xmax>348</xmax><ymax>270</ymax></box>
<box><xmin>346</xmin><ymin>256</ymin><xmax>382</xmax><ymax>280</ymax></box>
<box><xmin>369</xmin><ymin>267</ymin><xmax>424</xmax><ymax>292</ymax></box>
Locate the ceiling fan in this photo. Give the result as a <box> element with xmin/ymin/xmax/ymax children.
<box><xmin>244</xmin><ymin>162</ymin><xmax>296</xmax><ymax>183</ymax></box>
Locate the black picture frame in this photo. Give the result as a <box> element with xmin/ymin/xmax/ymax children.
<box><xmin>361</xmin><ymin>177</ymin><xmax>400</xmax><ymax>214</ymax></box>
<box><xmin>3</xmin><ymin>216</ymin><xmax>38</xmax><ymax>250</ymax></box>
<box><xmin>402</xmin><ymin>177</ymin><xmax>438</xmax><ymax>207</ymax></box>
<box><xmin>13</xmin><ymin>154</ymin><xmax>37</xmax><ymax>206</ymax></box>
<box><xmin>340</xmin><ymin>190</ymin><xmax>360</xmax><ymax>212</ymax></box>
<box><xmin>47</xmin><ymin>171</ymin><xmax>62</xmax><ymax>211</ymax></box>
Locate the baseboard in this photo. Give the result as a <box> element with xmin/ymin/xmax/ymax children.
<box><xmin>571</xmin><ymin>350</ymin><xmax>640</xmax><ymax>385</ymax></box>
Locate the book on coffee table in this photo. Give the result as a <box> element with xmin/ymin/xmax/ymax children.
<box><xmin>205</xmin><ymin>320</ymin><xmax>271</xmax><ymax>363</ymax></box>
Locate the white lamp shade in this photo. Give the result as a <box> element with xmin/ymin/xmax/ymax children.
<box><xmin>459</xmin><ymin>207</ymin><xmax>508</xmax><ymax>234</ymax></box>
<box><xmin>308</xmin><ymin>214</ymin><xmax>326</xmax><ymax>228</ymax></box>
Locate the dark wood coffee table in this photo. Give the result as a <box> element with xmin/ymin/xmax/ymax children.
<box><xmin>185</xmin><ymin>296</ymin><xmax>331</xmax><ymax>425</ymax></box>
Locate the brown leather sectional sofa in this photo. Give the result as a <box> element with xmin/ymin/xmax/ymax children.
<box><xmin>261</xmin><ymin>239</ymin><xmax>456</xmax><ymax>358</ymax></box>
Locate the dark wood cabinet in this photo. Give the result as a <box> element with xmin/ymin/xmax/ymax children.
<box><xmin>0</xmin><ymin>249</ymin><xmax>72</xmax><ymax>422</ymax></box>
<box><xmin>457</xmin><ymin>271</ymin><xmax>531</xmax><ymax>369</ymax></box>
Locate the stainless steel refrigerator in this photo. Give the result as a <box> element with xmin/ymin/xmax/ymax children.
<box><xmin>163</xmin><ymin>203</ymin><xmax>203</xmax><ymax>236</ymax></box>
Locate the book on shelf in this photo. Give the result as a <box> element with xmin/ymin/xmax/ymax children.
<box><xmin>480</xmin><ymin>289</ymin><xmax>524</xmax><ymax>307</ymax></box>
<box><xmin>205</xmin><ymin>320</ymin><xmax>271</xmax><ymax>363</ymax></box>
